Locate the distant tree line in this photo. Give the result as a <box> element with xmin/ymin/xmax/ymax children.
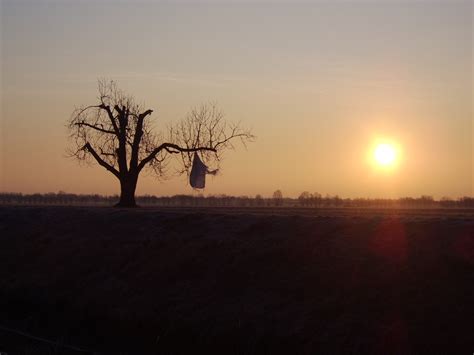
<box><xmin>296</xmin><ymin>192</ymin><xmax>474</xmax><ymax>209</ymax></box>
<box><xmin>0</xmin><ymin>191</ymin><xmax>473</xmax><ymax>208</ymax></box>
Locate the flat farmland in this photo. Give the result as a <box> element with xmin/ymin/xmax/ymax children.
<box><xmin>0</xmin><ymin>206</ymin><xmax>473</xmax><ymax>354</ymax></box>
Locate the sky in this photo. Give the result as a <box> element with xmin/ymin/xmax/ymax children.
<box><xmin>1</xmin><ymin>0</ymin><xmax>472</xmax><ymax>198</ymax></box>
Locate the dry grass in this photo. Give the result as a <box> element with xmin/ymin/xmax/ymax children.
<box><xmin>0</xmin><ymin>206</ymin><xmax>473</xmax><ymax>354</ymax></box>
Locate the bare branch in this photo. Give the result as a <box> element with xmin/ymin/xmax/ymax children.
<box><xmin>138</xmin><ymin>143</ymin><xmax>216</xmax><ymax>172</ymax></box>
<box><xmin>130</xmin><ymin>109</ymin><xmax>154</xmax><ymax>170</ymax></box>
<box><xmin>83</xmin><ymin>143</ymin><xmax>120</xmax><ymax>178</ymax></box>
<box><xmin>166</xmin><ymin>103</ymin><xmax>255</xmax><ymax>175</ymax></box>
<box><xmin>98</xmin><ymin>104</ymin><xmax>119</xmax><ymax>134</ymax></box>
<box><xmin>99</xmin><ymin>147</ymin><xmax>116</xmax><ymax>157</ymax></box>
<box><xmin>74</xmin><ymin>121</ymin><xmax>115</xmax><ymax>135</ymax></box>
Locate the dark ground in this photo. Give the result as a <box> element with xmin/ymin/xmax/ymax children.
<box><xmin>0</xmin><ymin>206</ymin><xmax>473</xmax><ymax>354</ymax></box>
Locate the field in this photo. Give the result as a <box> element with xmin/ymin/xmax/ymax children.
<box><xmin>0</xmin><ymin>206</ymin><xmax>473</xmax><ymax>354</ymax></box>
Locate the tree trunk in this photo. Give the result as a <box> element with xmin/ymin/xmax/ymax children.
<box><xmin>116</xmin><ymin>174</ymin><xmax>138</xmax><ymax>207</ymax></box>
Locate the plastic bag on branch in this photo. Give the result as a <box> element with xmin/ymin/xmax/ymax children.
<box><xmin>189</xmin><ymin>152</ymin><xmax>218</xmax><ymax>189</ymax></box>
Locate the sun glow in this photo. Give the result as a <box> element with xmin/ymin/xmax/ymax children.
<box><xmin>374</xmin><ymin>143</ymin><xmax>397</xmax><ymax>166</ymax></box>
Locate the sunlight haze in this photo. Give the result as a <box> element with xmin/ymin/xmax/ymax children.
<box><xmin>1</xmin><ymin>0</ymin><xmax>472</xmax><ymax>199</ymax></box>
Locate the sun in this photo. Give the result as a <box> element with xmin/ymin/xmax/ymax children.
<box><xmin>374</xmin><ymin>143</ymin><xmax>396</xmax><ymax>166</ymax></box>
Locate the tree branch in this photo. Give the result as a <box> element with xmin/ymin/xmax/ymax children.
<box><xmin>130</xmin><ymin>109</ymin><xmax>153</xmax><ymax>171</ymax></box>
<box><xmin>214</xmin><ymin>132</ymin><xmax>252</xmax><ymax>149</ymax></box>
<box><xmin>74</xmin><ymin>105</ymin><xmax>101</xmax><ymax>117</ymax></box>
<box><xmin>83</xmin><ymin>143</ymin><xmax>120</xmax><ymax>178</ymax></box>
<box><xmin>116</xmin><ymin>108</ymin><xmax>128</xmax><ymax>173</ymax></box>
<box><xmin>75</xmin><ymin>122</ymin><xmax>115</xmax><ymax>135</ymax></box>
<box><xmin>138</xmin><ymin>143</ymin><xmax>216</xmax><ymax>172</ymax></box>
<box><xmin>99</xmin><ymin>104</ymin><xmax>119</xmax><ymax>134</ymax></box>
<box><xmin>99</xmin><ymin>147</ymin><xmax>116</xmax><ymax>157</ymax></box>
<box><xmin>114</xmin><ymin>105</ymin><xmax>123</xmax><ymax>115</ymax></box>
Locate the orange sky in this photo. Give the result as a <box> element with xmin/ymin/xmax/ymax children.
<box><xmin>1</xmin><ymin>1</ymin><xmax>472</xmax><ymax>198</ymax></box>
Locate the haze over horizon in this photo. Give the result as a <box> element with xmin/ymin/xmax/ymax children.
<box><xmin>1</xmin><ymin>0</ymin><xmax>472</xmax><ymax>199</ymax></box>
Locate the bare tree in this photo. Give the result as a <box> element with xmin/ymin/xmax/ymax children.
<box><xmin>272</xmin><ymin>190</ymin><xmax>283</xmax><ymax>207</ymax></box>
<box><xmin>67</xmin><ymin>80</ymin><xmax>254</xmax><ymax>207</ymax></box>
<box><xmin>298</xmin><ymin>191</ymin><xmax>311</xmax><ymax>207</ymax></box>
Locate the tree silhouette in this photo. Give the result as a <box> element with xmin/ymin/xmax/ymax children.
<box><xmin>255</xmin><ymin>194</ymin><xmax>264</xmax><ymax>207</ymax></box>
<box><xmin>67</xmin><ymin>80</ymin><xmax>254</xmax><ymax>207</ymax></box>
<box><xmin>272</xmin><ymin>190</ymin><xmax>283</xmax><ymax>207</ymax></box>
<box><xmin>298</xmin><ymin>191</ymin><xmax>311</xmax><ymax>207</ymax></box>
